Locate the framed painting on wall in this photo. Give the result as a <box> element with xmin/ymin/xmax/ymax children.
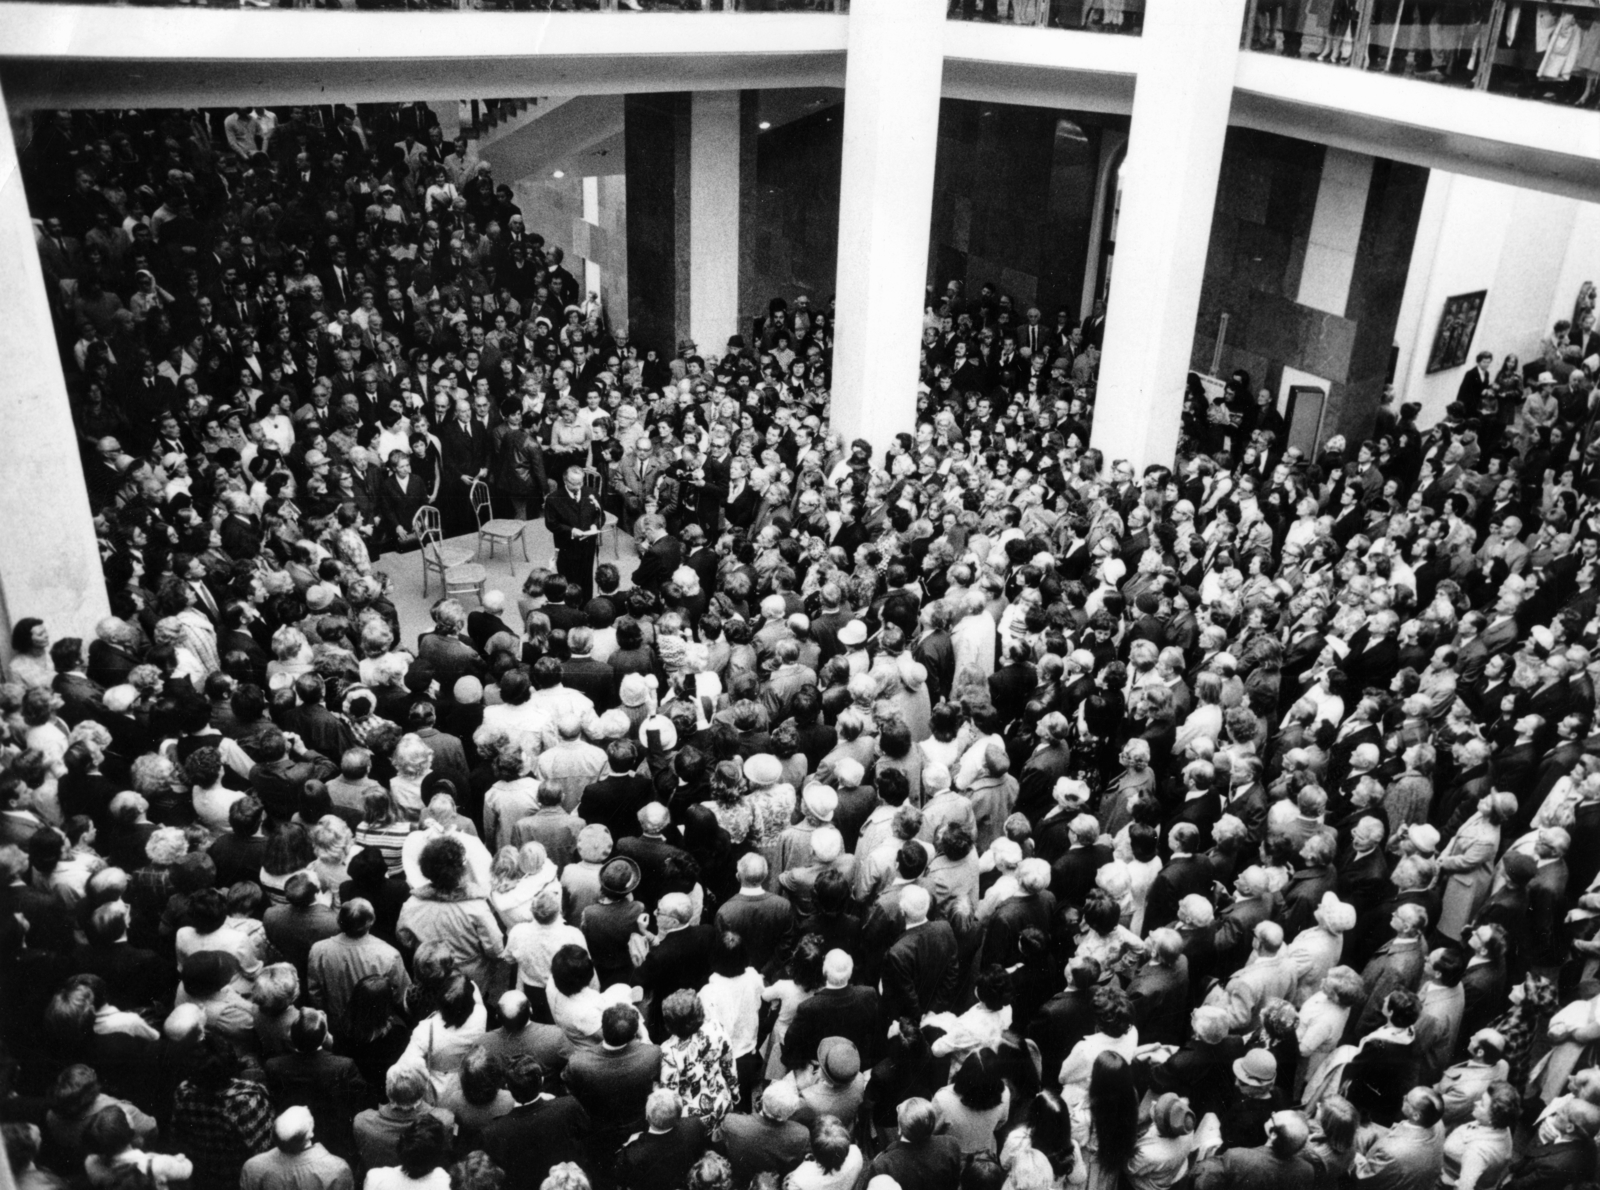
<box><xmin>1426</xmin><ymin>290</ymin><xmax>1488</xmax><ymax>374</ymax></box>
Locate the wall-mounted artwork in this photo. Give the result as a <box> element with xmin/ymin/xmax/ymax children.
<box><xmin>1426</xmin><ymin>290</ymin><xmax>1487</xmax><ymax>374</ymax></box>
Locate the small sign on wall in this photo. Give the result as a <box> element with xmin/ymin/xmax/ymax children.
<box><xmin>1426</xmin><ymin>290</ymin><xmax>1487</xmax><ymax>374</ymax></box>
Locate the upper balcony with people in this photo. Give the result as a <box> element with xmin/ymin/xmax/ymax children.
<box><xmin>1243</xmin><ymin>0</ymin><xmax>1600</xmax><ymax>111</ymax></box>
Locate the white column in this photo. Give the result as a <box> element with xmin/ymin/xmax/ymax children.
<box><xmin>0</xmin><ymin>93</ymin><xmax>111</xmax><ymax>666</ymax></box>
<box><xmin>688</xmin><ymin>90</ymin><xmax>742</xmax><ymax>360</ymax></box>
<box><xmin>1091</xmin><ymin>0</ymin><xmax>1248</xmax><ymax>470</ymax></box>
<box><xmin>829</xmin><ymin>0</ymin><xmax>945</xmax><ymax>454</ymax></box>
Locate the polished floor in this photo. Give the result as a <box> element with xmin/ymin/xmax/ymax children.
<box><xmin>373</xmin><ymin>514</ymin><xmax>641</xmax><ymax>646</ymax></box>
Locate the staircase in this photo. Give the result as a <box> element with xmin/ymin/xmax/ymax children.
<box><xmin>460</xmin><ymin>97</ymin><xmax>569</xmax><ymax>146</ymax></box>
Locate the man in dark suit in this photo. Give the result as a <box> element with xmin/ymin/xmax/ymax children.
<box><xmin>49</xmin><ymin>638</ymin><xmax>104</xmax><ymax>728</ymax></box>
<box><xmin>629</xmin><ymin>513</ymin><xmax>682</xmax><ymax>594</ymax></box>
<box><xmin>1145</xmin><ymin>824</ymin><xmax>1212</xmax><ymax>932</ymax></box>
<box><xmin>1527</xmin><ymin>830</ymin><xmax>1571</xmax><ymax>968</ymax></box>
<box><xmin>613</xmin><ymin>803</ymin><xmax>691</xmax><ymax>911</ymax></box>
<box><xmin>879</xmin><ymin>886</ymin><xmax>958</xmax><ymax>1022</ymax></box>
<box><xmin>481</xmin><ymin>1056</ymin><xmax>590</xmax><ymax>1190</ymax></box>
<box><xmin>681</xmin><ymin>525</ymin><xmax>719</xmax><ymax>601</ymax></box>
<box><xmin>980</xmin><ymin>862</ymin><xmax>1056</xmax><ymax>969</ymax></box>
<box><xmin>466</xmin><ymin>593</ymin><xmax>515</xmax><ymax>653</ymax></box>
<box><xmin>1509</xmin><ymin>1100</ymin><xmax>1600</xmax><ymax>1190</ymax></box>
<box><xmin>577</xmin><ymin>742</ymin><xmax>656</xmax><ymax>844</ymax></box>
<box><xmin>545</xmin><ymin>464</ymin><xmax>604</xmax><ymax>603</ymax></box>
<box><xmin>279</xmin><ymin>674</ymin><xmax>357</xmax><ymax>762</ymax></box>
<box><xmin>561</xmin><ymin>628</ymin><xmax>616</xmax><ymax>713</ymax></box>
<box><xmin>87</xmin><ymin>622</ymin><xmax>142</xmax><ymax>690</ymax></box>
<box><xmin>781</xmin><ymin>950</ymin><xmax>881</xmax><ymax>1071</ymax></box>
<box><xmin>1128</xmin><ymin>928</ymin><xmax>1191</xmax><ymax>1046</ymax></box>
<box><xmin>1079</xmin><ymin>300</ymin><xmax>1107</xmax><ymax>349</ymax></box>
<box><xmin>1337</xmin><ymin>818</ymin><xmax>1393</xmax><ymax>919</ymax></box>
<box><xmin>439</xmin><ymin>394</ymin><xmax>491</xmax><ymax>536</ymax></box>
<box><xmin>987</xmin><ymin>641</ymin><xmax>1037</xmax><ymax>730</ymax></box>
<box><xmin>1490</xmin><ymin>716</ymin><xmax>1544</xmax><ymax>827</ymax></box>
<box><xmin>637</xmin><ymin>895</ymin><xmax>715</xmax><ymax>1037</ymax></box>
<box><xmin>321</xmin><ymin>247</ymin><xmax>358</xmax><ymax>312</ymax></box>
<box><xmin>714</xmin><ymin>854</ymin><xmax>796</xmax><ymax>975</ymax></box>
<box><xmin>1050</xmin><ymin>815</ymin><xmax>1113</xmax><ymax>908</ymax></box>
<box><xmin>1456</xmin><ymin>351</ymin><xmax>1496</xmax><ymax>406</ymax></box>
<box><xmin>614</xmin><ymin>1093</ymin><xmax>708</xmax><ymax>1190</ymax></box>
<box><xmin>1223</xmin><ymin>759</ymin><xmax>1270</xmax><ymax>844</ymax></box>
<box><xmin>563</xmin><ymin>1005</ymin><xmax>662</xmax><ymax>1166</ymax></box>
<box><xmin>912</xmin><ymin>601</ymin><xmax>956</xmax><ymax>706</ymax></box>
<box><xmin>1030</xmin><ymin>957</ymin><xmax>1099</xmax><ymax>1090</ymax></box>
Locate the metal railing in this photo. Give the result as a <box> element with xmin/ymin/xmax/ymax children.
<box><xmin>1241</xmin><ymin>0</ymin><xmax>1600</xmax><ymax>109</ymax></box>
<box><xmin>946</xmin><ymin>0</ymin><xmax>1142</xmax><ymax>33</ymax></box>
<box><xmin>49</xmin><ymin>0</ymin><xmax>847</xmax><ymax>11</ymax></box>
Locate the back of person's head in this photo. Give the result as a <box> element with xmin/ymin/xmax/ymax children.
<box><xmin>1267</xmin><ymin>1111</ymin><xmax>1310</xmax><ymax>1158</ymax></box>
<box><xmin>384</xmin><ymin>1061</ymin><xmax>428</xmax><ymax>1109</ymax></box>
<box><xmin>897</xmin><ymin>1097</ymin><xmax>937</xmax><ymax>1143</ymax></box>
<box><xmin>503</xmin><ymin>1056</ymin><xmax>545</xmax><ymax>1103</ymax></box>
<box><xmin>645</xmin><ymin>1088</ymin><xmax>682</xmax><ymax>1132</ymax></box>
<box><xmin>289</xmin><ymin>1007</ymin><xmax>329</xmax><ymax>1054</ymax></box>
<box><xmin>807</xmin><ymin>1116</ymin><xmax>853</xmax><ymax>1174</ymax></box>
<box><xmin>436</xmin><ymin>974</ymin><xmax>476</xmax><ymax>1030</ymax></box>
<box><xmin>601</xmin><ymin>1003</ymin><xmax>640</xmax><ymax>1047</ymax></box>
<box><xmin>82</xmin><ymin>1104</ymin><xmax>136</xmax><ymax>1158</ymax></box>
<box><xmin>396</xmin><ymin>1114</ymin><xmax>452</xmax><ymax>1180</ymax></box>
<box><xmin>710</xmin><ymin>930</ymin><xmax>748</xmax><ymax>977</ymax></box>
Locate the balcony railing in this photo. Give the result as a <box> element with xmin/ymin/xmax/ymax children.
<box><xmin>1242</xmin><ymin>0</ymin><xmax>1600</xmax><ymax>110</ymax></box>
<box><xmin>946</xmin><ymin>0</ymin><xmax>1141</xmax><ymax>34</ymax></box>
<box><xmin>3</xmin><ymin>0</ymin><xmax>844</xmax><ymax>9</ymax></box>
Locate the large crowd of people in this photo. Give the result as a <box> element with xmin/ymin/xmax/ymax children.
<box><xmin>8</xmin><ymin>97</ymin><xmax>1600</xmax><ymax>1190</ymax></box>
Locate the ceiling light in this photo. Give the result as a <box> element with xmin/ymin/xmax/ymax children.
<box><xmin>552</xmin><ymin>170</ymin><xmax>565</xmax><ymax>178</ymax></box>
<box><xmin>758</xmin><ymin>121</ymin><xmax>772</xmax><ymax>130</ymax></box>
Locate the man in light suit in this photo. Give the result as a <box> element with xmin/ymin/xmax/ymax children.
<box><xmin>1357</xmin><ymin>1087</ymin><xmax>1445</xmax><ymax>1190</ymax></box>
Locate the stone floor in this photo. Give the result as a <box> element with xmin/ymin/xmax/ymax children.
<box><xmin>373</xmin><ymin>516</ymin><xmax>641</xmax><ymax>644</ymax></box>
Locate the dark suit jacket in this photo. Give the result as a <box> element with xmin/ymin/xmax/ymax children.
<box><xmin>1050</xmin><ymin>843</ymin><xmax>1112</xmax><ymax>908</ymax></box>
<box><xmin>988</xmin><ymin>663</ymin><xmax>1037</xmax><ymax>729</ymax></box>
<box><xmin>440</xmin><ymin>417</ymin><xmax>491</xmax><ymax>484</ymax></box>
<box><xmin>564</xmin><ymin>1039</ymin><xmax>662</xmax><ymax>1138</ymax></box>
<box><xmin>1528</xmin><ymin>859</ymin><xmax>1570</xmax><ymax>965</ymax></box>
<box><xmin>615</xmin><ymin>1117</ymin><xmax>709</xmax><ymax>1190</ymax></box>
<box><xmin>480</xmin><ymin>1097</ymin><xmax>591</xmax><ymax>1190</ymax></box>
<box><xmin>1337</xmin><ymin>848</ymin><xmax>1392</xmax><ymax>918</ymax></box>
<box><xmin>577</xmin><ymin>773</ymin><xmax>655</xmax><ymax>843</ymax></box>
<box><xmin>913</xmin><ymin>630</ymin><xmax>956</xmax><ymax>705</ymax></box>
<box><xmin>1150</xmin><ymin>1034</ymin><xmax>1244</xmax><ymax>1118</ymax></box>
<box><xmin>1507</xmin><ymin>1136</ymin><xmax>1596</xmax><ymax>1190</ymax></box>
<box><xmin>466</xmin><ymin>610</ymin><xmax>514</xmax><ymax>653</ymax></box>
<box><xmin>53</xmin><ymin>672</ymin><xmax>105</xmax><ymax>727</ymax></box>
<box><xmin>630</xmin><ymin>535</ymin><xmax>683</xmax><ymax>593</ymax></box>
<box><xmin>1491</xmin><ymin>742</ymin><xmax>1543</xmax><ymax>813</ymax></box>
<box><xmin>87</xmin><ymin>640</ymin><xmax>140</xmax><ymax>690</ymax></box>
<box><xmin>1281</xmin><ymin>864</ymin><xmax>1338</xmax><ymax>940</ymax></box>
<box><xmin>638</xmin><ymin>924</ymin><xmax>715</xmax><ymax>1032</ymax></box>
<box><xmin>881</xmin><ymin>919</ymin><xmax>958</xmax><ymax>1021</ymax></box>
<box><xmin>544</xmin><ymin>485</ymin><xmax>604</xmax><ymax>551</ymax></box>
<box><xmin>782</xmin><ymin>984</ymin><xmax>882</xmax><ymax>1071</ymax></box>
<box><xmin>1029</xmin><ymin>988</ymin><xmax>1096</xmax><ymax>1090</ymax></box>
<box><xmin>1144</xmin><ymin>855</ymin><xmax>1212</xmax><ymax>932</ymax></box>
<box><xmin>562</xmin><ymin>656</ymin><xmax>617</xmax><ymax>713</ymax></box>
<box><xmin>1128</xmin><ymin>958</ymin><xmax>1191</xmax><ymax>1046</ymax></box>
